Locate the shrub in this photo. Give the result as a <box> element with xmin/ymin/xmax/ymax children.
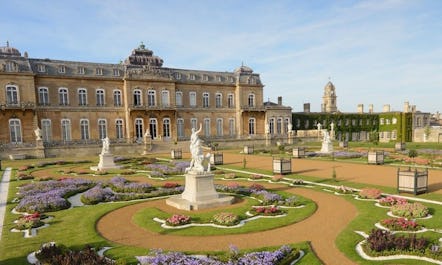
<box><xmin>16</xmin><ymin>173</ymin><xmax>34</xmax><ymax>180</ymax></box>
<box><xmin>224</xmin><ymin>173</ymin><xmax>236</xmax><ymax>179</ymax></box>
<box><xmin>166</xmin><ymin>214</ymin><xmax>191</xmax><ymax>226</ymax></box>
<box><xmin>380</xmin><ymin>218</ymin><xmax>420</xmax><ymax>231</ymax></box>
<box><xmin>249</xmin><ymin>183</ymin><xmax>265</xmax><ymax>191</ymax></box>
<box><xmin>81</xmin><ymin>185</ymin><xmax>116</xmax><ymax>205</ymax></box>
<box><xmin>162</xmin><ymin>182</ymin><xmax>179</xmax><ymax>189</ymax></box>
<box><xmin>336</xmin><ymin>185</ymin><xmax>355</xmax><ymax>194</ymax></box>
<box><xmin>15</xmin><ymin>213</ymin><xmax>44</xmax><ymax>230</ymax></box>
<box><xmin>391</xmin><ymin>202</ymin><xmax>429</xmax><ymax>218</ymax></box>
<box><xmin>35</xmin><ymin>244</ymin><xmax>114</xmax><ymax>265</ymax></box>
<box><xmin>378</xmin><ymin>196</ymin><xmax>407</xmax><ymax>206</ymax></box>
<box><xmin>359</xmin><ymin>188</ymin><xmax>382</xmax><ymax>199</ymax></box>
<box><xmin>108</xmin><ymin>177</ymin><xmax>154</xmax><ymax>193</ymax></box>
<box><xmin>250</xmin><ymin>206</ymin><xmax>284</xmax><ymax>216</ymax></box>
<box><xmin>366</xmin><ymin>229</ymin><xmax>427</xmax><ymax>253</ymax></box>
<box><xmin>249</xmin><ymin>174</ymin><xmax>263</xmax><ymax>180</ymax></box>
<box><xmin>253</xmin><ymin>190</ymin><xmax>283</xmax><ymax>205</ymax></box>
<box><xmin>212</xmin><ymin>212</ymin><xmax>239</xmax><ymax>226</ymax></box>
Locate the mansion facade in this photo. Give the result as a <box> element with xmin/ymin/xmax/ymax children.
<box><xmin>0</xmin><ymin>42</ymin><xmax>292</xmax><ymax>157</ymax></box>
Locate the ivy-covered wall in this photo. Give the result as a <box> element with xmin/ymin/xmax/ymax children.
<box><xmin>378</xmin><ymin>112</ymin><xmax>413</xmax><ymax>142</ymax></box>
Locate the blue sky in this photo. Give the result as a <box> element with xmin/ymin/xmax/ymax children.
<box><xmin>1</xmin><ymin>0</ymin><xmax>441</xmax><ymax>113</ymax></box>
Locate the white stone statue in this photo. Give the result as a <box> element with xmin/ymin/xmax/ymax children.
<box><xmin>186</xmin><ymin>124</ymin><xmax>210</xmax><ymax>173</ymax></box>
<box><xmin>316</xmin><ymin>122</ymin><xmax>322</xmax><ymax>131</ymax></box>
<box><xmin>34</xmin><ymin>127</ymin><xmax>42</xmax><ymax>141</ymax></box>
<box><xmin>143</xmin><ymin>128</ymin><xmax>151</xmax><ymax>143</ymax></box>
<box><xmin>330</xmin><ymin>122</ymin><xmax>335</xmax><ymax>132</ymax></box>
<box><xmin>101</xmin><ymin>137</ymin><xmax>110</xmax><ymax>154</ymax></box>
<box><xmin>287</xmin><ymin>122</ymin><xmax>293</xmax><ymax>133</ymax></box>
<box><xmin>320</xmin><ymin>129</ymin><xmax>333</xmax><ymax>153</ymax></box>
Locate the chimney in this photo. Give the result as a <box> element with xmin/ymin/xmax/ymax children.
<box><xmin>383</xmin><ymin>104</ymin><xmax>390</xmax><ymax>112</ymax></box>
<box><xmin>369</xmin><ymin>104</ymin><xmax>374</xmax><ymax>113</ymax></box>
<box><xmin>357</xmin><ymin>104</ymin><xmax>364</xmax><ymax>114</ymax></box>
<box><xmin>404</xmin><ymin>101</ymin><xmax>410</xmax><ymax>113</ymax></box>
<box><xmin>303</xmin><ymin>103</ymin><xmax>310</xmax><ymax>113</ymax></box>
<box><xmin>277</xmin><ymin>96</ymin><xmax>282</xmax><ymax>105</ymax></box>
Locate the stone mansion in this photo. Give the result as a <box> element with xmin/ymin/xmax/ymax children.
<box><xmin>0</xmin><ymin>42</ymin><xmax>292</xmax><ymax>158</ymax></box>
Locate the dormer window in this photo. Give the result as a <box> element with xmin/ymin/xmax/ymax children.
<box><xmin>203</xmin><ymin>75</ymin><xmax>209</xmax><ymax>81</ymax></box>
<box><xmin>229</xmin><ymin>76</ymin><xmax>235</xmax><ymax>83</ymax></box>
<box><xmin>5</xmin><ymin>61</ymin><xmax>18</xmax><ymax>72</ymax></box>
<box><xmin>113</xmin><ymin>68</ymin><xmax>120</xmax><ymax>76</ymax></box>
<box><xmin>175</xmin><ymin>72</ymin><xmax>181</xmax><ymax>79</ymax></box>
<box><xmin>58</xmin><ymin>65</ymin><xmax>66</xmax><ymax>74</ymax></box>
<box><xmin>189</xmin><ymin>74</ymin><xmax>196</xmax><ymax>80</ymax></box>
<box><xmin>77</xmin><ymin>66</ymin><xmax>85</xmax><ymax>75</ymax></box>
<box><xmin>216</xmin><ymin>76</ymin><xmax>222</xmax><ymax>82</ymax></box>
<box><xmin>96</xmin><ymin>68</ymin><xmax>103</xmax><ymax>75</ymax></box>
<box><xmin>37</xmin><ymin>64</ymin><xmax>46</xmax><ymax>73</ymax></box>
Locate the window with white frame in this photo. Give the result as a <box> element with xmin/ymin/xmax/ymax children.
<box><xmin>135</xmin><ymin>118</ymin><xmax>144</xmax><ymax>141</ymax></box>
<box><xmin>161</xmin><ymin>90</ymin><xmax>170</xmax><ymax>107</ymax></box>
<box><xmin>189</xmin><ymin>74</ymin><xmax>196</xmax><ymax>80</ymax></box>
<box><xmin>6</xmin><ymin>85</ymin><xmax>19</xmax><ymax>105</ymax></box>
<box><xmin>284</xmin><ymin>118</ymin><xmax>290</xmax><ymax>133</ymax></box>
<box><xmin>216</xmin><ymin>118</ymin><xmax>223</xmax><ymax>136</ymax></box>
<box><xmin>37</xmin><ymin>64</ymin><xmax>46</xmax><ymax>72</ymax></box>
<box><xmin>392</xmin><ymin>118</ymin><xmax>397</xmax><ymax>124</ymax></box>
<box><xmin>229</xmin><ymin>76</ymin><xmax>234</xmax><ymax>83</ymax></box>
<box><xmin>41</xmin><ymin>119</ymin><xmax>52</xmax><ymax>142</ymax></box>
<box><xmin>147</xmin><ymin>90</ymin><xmax>156</xmax><ymax>106</ymax></box>
<box><xmin>175</xmin><ymin>72</ymin><xmax>181</xmax><ymax>79</ymax></box>
<box><xmin>227</xmin><ymin>93</ymin><xmax>234</xmax><ymax>108</ymax></box>
<box><xmin>202</xmin><ymin>92</ymin><xmax>209</xmax><ymax>108</ymax></box>
<box><xmin>38</xmin><ymin>87</ymin><xmax>49</xmax><ymax>105</ymax></box>
<box><xmin>204</xmin><ymin>118</ymin><xmax>210</xmax><ymax>137</ymax></box>
<box><xmin>61</xmin><ymin>119</ymin><xmax>71</xmax><ymax>141</ymax></box>
<box><xmin>215</xmin><ymin>93</ymin><xmax>222</xmax><ymax>108</ymax></box>
<box><xmin>98</xmin><ymin>119</ymin><xmax>107</xmax><ymax>139</ymax></box>
<box><xmin>133</xmin><ymin>89</ymin><xmax>142</xmax><ymax>106</ymax></box>
<box><xmin>203</xmin><ymin>75</ymin><xmax>209</xmax><ymax>81</ymax></box>
<box><xmin>229</xmin><ymin>118</ymin><xmax>235</xmax><ymax>136</ymax></box>
<box><xmin>177</xmin><ymin>118</ymin><xmax>184</xmax><ymax>138</ymax></box>
<box><xmin>163</xmin><ymin>118</ymin><xmax>171</xmax><ymax>138</ymax></box>
<box><xmin>80</xmin><ymin>119</ymin><xmax>90</xmax><ymax>140</ymax></box>
<box><xmin>77</xmin><ymin>66</ymin><xmax>85</xmax><ymax>75</ymax></box>
<box><xmin>96</xmin><ymin>89</ymin><xmax>105</xmax><ymax>106</ymax></box>
<box><xmin>115</xmin><ymin>119</ymin><xmax>124</xmax><ymax>139</ymax></box>
<box><xmin>386</xmin><ymin>119</ymin><xmax>390</xmax><ymax>125</ymax></box>
<box><xmin>277</xmin><ymin>118</ymin><xmax>282</xmax><ymax>134</ymax></box>
<box><xmin>176</xmin><ymin>91</ymin><xmax>183</xmax><ymax>107</ymax></box>
<box><xmin>113</xmin><ymin>89</ymin><xmax>122</xmax><ymax>107</ymax></box>
<box><xmin>59</xmin><ymin>88</ymin><xmax>69</xmax><ymax>105</ymax></box>
<box><xmin>380</xmin><ymin>118</ymin><xmax>384</xmax><ymax>125</ymax></box>
<box><xmin>191</xmin><ymin>118</ymin><xmax>197</xmax><ymax>130</ymax></box>
<box><xmin>5</xmin><ymin>61</ymin><xmax>18</xmax><ymax>72</ymax></box>
<box><xmin>9</xmin><ymin>119</ymin><xmax>22</xmax><ymax>144</ymax></box>
<box><xmin>149</xmin><ymin>118</ymin><xmax>157</xmax><ymax>139</ymax></box>
<box><xmin>216</xmin><ymin>76</ymin><xmax>222</xmax><ymax>82</ymax></box>
<box><xmin>78</xmin><ymin>88</ymin><xmax>87</xmax><ymax>106</ymax></box>
<box><xmin>96</xmin><ymin>68</ymin><xmax>103</xmax><ymax>75</ymax></box>
<box><xmin>58</xmin><ymin>65</ymin><xmax>66</xmax><ymax>74</ymax></box>
<box><xmin>269</xmin><ymin>118</ymin><xmax>275</xmax><ymax>134</ymax></box>
<box><xmin>189</xmin><ymin>92</ymin><xmax>196</xmax><ymax>107</ymax></box>
<box><xmin>248</xmin><ymin>118</ymin><xmax>256</xmax><ymax>135</ymax></box>
<box><xmin>248</xmin><ymin>93</ymin><xmax>255</xmax><ymax>107</ymax></box>
<box><xmin>392</xmin><ymin>130</ymin><xmax>397</xmax><ymax>139</ymax></box>
<box><xmin>113</xmin><ymin>68</ymin><xmax>120</xmax><ymax>76</ymax></box>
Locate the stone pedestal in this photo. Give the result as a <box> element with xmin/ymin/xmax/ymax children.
<box><xmin>320</xmin><ymin>141</ymin><xmax>333</xmax><ymax>154</ymax></box>
<box><xmin>91</xmin><ymin>153</ymin><xmax>121</xmax><ymax>171</ymax></box>
<box><xmin>35</xmin><ymin>140</ymin><xmax>46</xmax><ymax>158</ymax></box>
<box><xmin>166</xmin><ymin>171</ymin><xmax>234</xmax><ymax>210</ymax></box>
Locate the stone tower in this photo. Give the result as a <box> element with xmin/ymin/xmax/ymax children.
<box><xmin>321</xmin><ymin>81</ymin><xmax>337</xmax><ymax>113</ymax></box>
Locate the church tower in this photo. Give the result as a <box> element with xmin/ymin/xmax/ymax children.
<box><xmin>321</xmin><ymin>81</ymin><xmax>337</xmax><ymax>113</ymax></box>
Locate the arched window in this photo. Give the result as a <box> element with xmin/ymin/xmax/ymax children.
<box><xmin>176</xmin><ymin>91</ymin><xmax>183</xmax><ymax>107</ymax></box>
<box><xmin>6</xmin><ymin>85</ymin><xmax>19</xmax><ymax>105</ymax></box>
<box><xmin>163</xmin><ymin>118</ymin><xmax>170</xmax><ymax>138</ymax></box>
<box><xmin>227</xmin><ymin>93</ymin><xmax>234</xmax><ymax>108</ymax></box>
<box><xmin>177</xmin><ymin>118</ymin><xmax>184</xmax><ymax>138</ymax></box>
<box><xmin>41</xmin><ymin>119</ymin><xmax>52</xmax><ymax>142</ymax></box>
<box><xmin>98</xmin><ymin>119</ymin><xmax>107</xmax><ymax>139</ymax></box>
<box><xmin>78</xmin><ymin>88</ymin><xmax>87</xmax><ymax>106</ymax></box>
<box><xmin>284</xmin><ymin>118</ymin><xmax>290</xmax><ymax>134</ymax></box>
<box><xmin>204</xmin><ymin>118</ymin><xmax>211</xmax><ymax>137</ymax></box>
<box><xmin>9</xmin><ymin>119</ymin><xmax>22</xmax><ymax>143</ymax></box>
<box><xmin>248</xmin><ymin>93</ymin><xmax>255</xmax><ymax>107</ymax></box>
<box><xmin>269</xmin><ymin>118</ymin><xmax>275</xmax><ymax>134</ymax></box>
<box><xmin>277</xmin><ymin>118</ymin><xmax>282</xmax><ymax>134</ymax></box>
<box><xmin>215</xmin><ymin>93</ymin><xmax>222</xmax><ymax>108</ymax></box>
<box><xmin>216</xmin><ymin>118</ymin><xmax>223</xmax><ymax>136</ymax></box>
<box><xmin>147</xmin><ymin>90</ymin><xmax>156</xmax><ymax>106</ymax></box>
<box><xmin>135</xmin><ymin>118</ymin><xmax>144</xmax><ymax>141</ymax></box>
<box><xmin>161</xmin><ymin>90</ymin><xmax>170</xmax><ymax>107</ymax></box>
<box><xmin>248</xmin><ymin>118</ymin><xmax>255</xmax><ymax>135</ymax></box>
<box><xmin>61</xmin><ymin>119</ymin><xmax>71</xmax><ymax>141</ymax></box>
<box><xmin>113</xmin><ymin>89</ymin><xmax>122</xmax><ymax>107</ymax></box>
<box><xmin>59</xmin><ymin>88</ymin><xmax>69</xmax><ymax>106</ymax></box>
<box><xmin>38</xmin><ymin>87</ymin><xmax>49</xmax><ymax>105</ymax></box>
<box><xmin>189</xmin><ymin>91</ymin><xmax>196</xmax><ymax>107</ymax></box>
<box><xmin>96</xmin><ymin>89</ymin><xmax>105</xmax><ymax>106</ymax></box>
<box><xmin>149</xmin><ymin>118</ymin><xmax>157</xmax><ymax>139</ymax></box>
<box><xmin>133</xmin><ymin>89</ymin><xmax>142</xmax><ymax>106</ymax></box>
<box><xmin>202</xmin><ymin>92</ymin><xmax>209</xmax><ymax>108</ymax></box>
<box><xmin>191</xmin><ymin>118</ymin><xmax>197</xmax><ymax>130</ymax></box>
<box><xmin>115</xmin><ymin>119</ymin><xmax>124</xmax><ymax>139</ymax></box>
<box><xmin>229</xmin><ymin>118</ymin><xmax>235</xmax><ymax>136</ymax></box>
<box><xmin>80</xmin><ymin>119</ymin><xmax>89</xmax><ymax>140</ymax></box>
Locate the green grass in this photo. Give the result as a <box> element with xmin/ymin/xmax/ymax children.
<box><xmin>132</xmin><ymin>194</ymin><xmax>316</xmax><ymax>236</ymax></box>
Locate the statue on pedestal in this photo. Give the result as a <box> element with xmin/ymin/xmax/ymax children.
<box><xmin>34</xmin><ymin>127</ymin><xmax>42</xmax><ymax>141</ymax></box>
<box><xmin>186</xmin><ymin>124</ymin><xmax>211</xmax><ymax>173</ymax></box>
<box><xmin>101</xmin><ymin>137</ymin><xmax>110</xmax><ymax>155</ymax></box>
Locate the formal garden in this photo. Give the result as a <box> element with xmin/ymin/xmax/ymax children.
<box><xmin>0</xmin><ymin>146</ymin><xmax>441</xmax><ymax>264</ymax></box>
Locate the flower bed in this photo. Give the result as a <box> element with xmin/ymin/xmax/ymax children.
<box><xmin>380</xmin><ymin>218</ymin><xmax>421</xmax><ymax>231</ymax></box>
<box><xmin>162</xmin><ymin>182</ymin><xmax>180</xmax><ymax>189</ymax></box>
<box><xmin>249</xmin><ymin>174</ymin><xmax>263</xmax><ymax>180</ymax></box>
<box><xmin>145</xmin><ymin>161</ymin><xmax>189</xmax><ymax>175</ymax></box>
<box><xmin>378</xmin><ymin>196</ymin><xmax>407</xmax><ymax>207</ymax></box>
<box><xmin>359</xmin><ymin>188</ymin><xmax>382</xmax><ymax>199</ymax></box>
<box><xmin>250</xmin><ymin>206</ymin><xmax>284</xmax><ymax>216</ymax></box>
<box><xmin>249</xmin><ymin>183</ymin><xmax>265</xmax><ymax>191</ymax></box>
<box><xmin>336</xmin><ymin>185</ymin><xmax>355</xmax><ymax>194</ymax></box>
<box><xmin>14</xmin><ymin>213</ymin><xmax>45</xmax><ymax>230</ymax></box>
<box><xmin>137</xmin><ymin>245</ymin><xmax>296</xmax><ymax>265</ymax></box>
<box><xmin>35</xmin><ymin>243</ymin><xmax>113</xmax><ymax>265</ymax></box>
<box><xmin>81</xmin><ymin>185</ymin><xmax>116</xmax><ymax>205</ymax></box>
<box><xmin>16</xmin><ymin>179</ymin><xmax>94</xmax><ymax>213</ymax></box>
<box><xmin>108</xmin><ymin>176</ymin><xmax>155</xmax><ymax>193</ymax></box>
<box><xmin>212</xmin><ymin>212</ymin><xmax>240</xmax><ymax>226</ymax></box>
<box><xmin>391</xmin><ymin>202</ymin><xmax>429</xmax><ymax>218</ymax></box>
<box><xmin>166</xmin><ymin>214</ymin><xmax>191</xmax><ymax>226</ymax></box>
